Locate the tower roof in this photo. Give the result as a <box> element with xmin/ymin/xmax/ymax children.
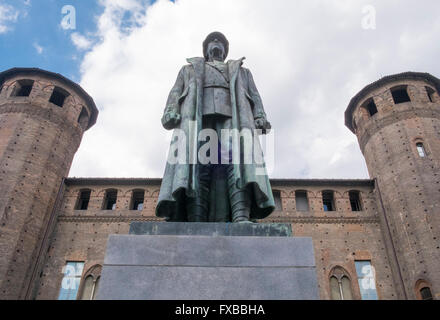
<box><xmin>345</xmin><ymin>71</ymin><xmax>440</xmax><ymax>133</ymax></box>
<box><xmin>0</xmin><ymin>67</ymin><xmax>99</xmax><ymax>129</ymax></box>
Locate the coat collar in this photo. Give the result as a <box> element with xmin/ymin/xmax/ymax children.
<box><xmin>186</xmin><ymin>56</ymin><xmax>245</xmax><ymax>73</ymax></box>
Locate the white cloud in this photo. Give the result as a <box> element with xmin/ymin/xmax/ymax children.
<box><xmin>0</xmin><ymin>3</ymin><xmax>19</xmax><ymax>34</ymax></box>
<box><xmin>71</xmin><ymin>32</ymin><xmax>94</xmax><ymax>50</ymax></box>
<box><xmin>69</xmin><ymin>0</ymin><xmax>440</xmax><ymax>179</ymax></box>
<box><xmin>33</xmin><ymin>42</ymin><xmax>43</xmax><ymax>54</ymax></box>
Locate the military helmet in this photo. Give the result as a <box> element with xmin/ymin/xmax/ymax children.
<box><xmin>203</xmin><ymin>31</ymin><xmax>229</xmax><ymax>60</ymax></box>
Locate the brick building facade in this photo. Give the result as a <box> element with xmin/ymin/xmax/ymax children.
<box><xmin>0</xmin><ymin>68</ymin><xmax>438</xmax><ymax>300</ymax></box>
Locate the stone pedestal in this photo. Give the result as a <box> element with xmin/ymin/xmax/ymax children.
<box><xmin>97</xmin><ymin>222</ymin><xmax>319</xmax><ymax>300</ymax></box>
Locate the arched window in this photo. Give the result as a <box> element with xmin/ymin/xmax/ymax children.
<box><xmin>420</xmin><ymin>287</ymin><xmax>433</xmax><ymax>300</ymax></box>
<box><xmin>391</xmin><ymin>85</ymin><xmax>411</xmax><ymax>104</ymax></box>
<box><xmin>75</xmin><ymin>189</ymin><xmax>91</xmax><ymax>210</ymax></box>
<box><xmin>416</xmin><ymin>142</ymin><xmax>426</xmax><ymax>158</ymax></box>
<box><xmin>415</xmin><ymin>280</ymin><xmax>434</xmax><ymax>300</ymax></box>
<box><xmin>12</xmin><ymin>79</ymin><xmax>34</xmax><ymax>97</ymax></box>
<box><xmin>79</xmin><ymin>265</ymin><xmax>102</xmax><ymax>300</ymax></box>
<box><xmin>329</xmin><ymin>266</ymin><xmax>353</xmax><ymax>300</ymax></box>
<box><xmin>349</xmin><ymin>190</ymin><xmax>362</xmax><ymax>211</ymax></box>
<box><xmin>322</xmin><ymin>190</ymin><xmax>335</xmax><ymax>211</ymax></box>
<box><xmin>362</xmin><ymin>98</ymin><xmax>378</xmax><ymax>117</ymax></box>
<box><xmin>295</xmin><ymin>190</ymin><xmax>309</xmax><ymax>212</ymax></box>
<box><xmin>102</xmin><ymin>189</ymin><xmax>117</xmax><ymax>210</ymax></box>
<box><xmin>130</xmin><ymin>189</ymin><xmax>145</xmax><ymax>210</ymax></box>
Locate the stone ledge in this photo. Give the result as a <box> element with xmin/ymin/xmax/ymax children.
<box><xmin>129</xmin><ymin>221</ymin><xmax>293</xmax><ymax>237</ymax></box>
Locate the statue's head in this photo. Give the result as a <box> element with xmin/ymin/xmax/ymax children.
<box><xmin>203</xmin><ymin>31</ymin><xmax>229</xmax><ymax>62</ymax></box>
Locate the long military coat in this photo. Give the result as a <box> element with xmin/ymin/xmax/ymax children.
<box><xmin>156</xmin><ymin>57</ymin><xmax>275</xmax><ymax>221</ymax></box>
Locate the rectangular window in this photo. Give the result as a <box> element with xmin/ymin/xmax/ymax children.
<box><xmin>13</xmin><ymin>80</ymin><xmax>34</xmax><ymax>97</ymax></box>
<box><xmin>295</xmin><ymin>191</ymin><xmax>309</xmax><ymax>211</ymax></box>
<box><xmin>366</xmin><ymin>100</ymin><xmax>378</xmax><ymax>116</ymax></box>
<box><xmin>355</xmin><ymin>260</ymin><xmax>378</xmax><ymax>300</ymax></box>
<box><xmin>58</xmin><ymin>261</ymin><xmax>84</xmax><ymax>300</ymax></box>
<box><xmin>322</xmin><ymin>191</ymin><xmax>335</xmax><ymax>211</ymax></box>
<box><xmin>49</xmin><ymin>87</ymin><xmax>69</xmax><ymax>107</ymax></box>
<box><xmin>416</xmin><ymin>143</ymin><xmax>426</xmax><ymax>158</ymax></box>
<box><xmin>391</xmin><ymin>87</ymin><xmax>411</xmax><ymax>104</ymax></box>
<box><xmin>349</xmin><ymin>191</ymin><xmax>362</xmax><ymax>211</ymax></box>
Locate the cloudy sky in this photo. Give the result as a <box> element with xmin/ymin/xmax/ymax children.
<box><xmin>1</xmin><ymin>0</ymin><xmax>440</xmax><ymax>179</ymax></box>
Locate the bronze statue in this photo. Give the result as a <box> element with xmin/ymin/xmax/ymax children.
<box><xmin>156</xmin><ymin>31</ymin><xmax>275</xmax><ymax>222</ymax></box>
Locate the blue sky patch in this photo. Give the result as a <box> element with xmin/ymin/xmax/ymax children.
<box><xmin>0</xmin><ymin>0</ymin><xmax>103</xmax><ymax>81</ymax></box>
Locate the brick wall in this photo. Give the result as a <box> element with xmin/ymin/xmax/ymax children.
<box><xmin>35</xmin><ymin>179</ymin><xmax>398</xmax><ymax>300</ymax></box>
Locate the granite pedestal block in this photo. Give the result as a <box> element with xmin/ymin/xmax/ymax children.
<box><xmin>97</xmin><ymin>222</ymin><xmax>318</xmax><ymax>300</ymax></box>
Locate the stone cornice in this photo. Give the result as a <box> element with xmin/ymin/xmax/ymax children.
<box><xmin>64</xmin><ymin>177</ymin><xmax>374</xmax><ymax>187</ymax></box>
<box><xmin>57</xmin><ymin>215</ymin><xmax>165</xmax><ymax>223</ymax></box>
<box><xmin>57</xmin><ymin>215</ymin><xmax>379</xmax><ymax>224</ymax></box>
<box><xmin>259</xmin><ymin>216</ymin><xmax>379</xmax><ymax>224</ymax></box>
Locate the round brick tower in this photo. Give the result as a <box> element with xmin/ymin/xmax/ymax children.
<box><xmin>0</xmin><ymin>68</ymin><xmax>98</xmax><ymax>299</ymax></box>
<box><xmin>345</xmin><ymin>72</ymin><xmax>440</xmax><ymax>300</ymax></box>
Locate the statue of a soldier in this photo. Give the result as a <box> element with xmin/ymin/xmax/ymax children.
<box><xmin>156</xmin><ymin>31</ymin><xmax>275</xmax><ymax>223</ymax></box>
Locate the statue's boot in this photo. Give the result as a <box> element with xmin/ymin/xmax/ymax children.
<box><xmin>186</xmin><ymin>165</ymin><xmax>211</xmax><ymax>222</ymax></box>
<box><xmin>227</xmin><ymin>165</ymin><xmax>251</xmax><ymax>222</ymax></box>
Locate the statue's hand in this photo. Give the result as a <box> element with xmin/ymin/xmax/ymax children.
<box><xmin>161</xmin><ymin>111</ymin><xmax>181</xmax><ymax>130</ymax></box>
<box><xmin>254</xmin><ymin>117</ymin><xmax>271</xmax><ymax>134</ymax></box>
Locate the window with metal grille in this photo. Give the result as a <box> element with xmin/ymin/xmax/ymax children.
<box><xmin>322</xmin><ymin>191</ymin><xmax>335</xmax><ymax>211</ymax></box>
